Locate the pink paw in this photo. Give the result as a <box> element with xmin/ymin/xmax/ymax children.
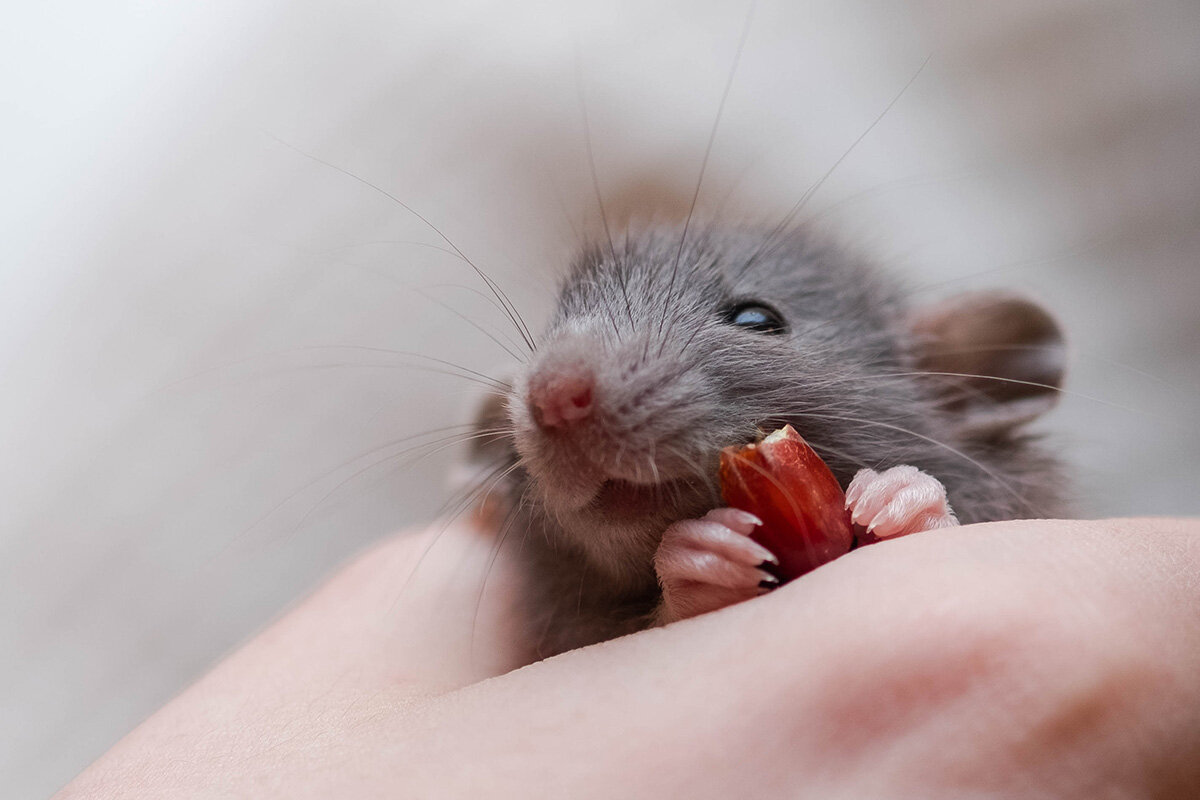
<box><xmin>845</xmin><ymin>465</ymin><xmax>959</xmax><ymax>541</ymax></box>
<box><xmin>654</xmin><ymin>508</ymin><xmax>779</xmax><ymax>623</ymax></box>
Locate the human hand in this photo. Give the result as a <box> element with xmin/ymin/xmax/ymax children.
<box><xmin>60</xmin><ymin>518</ymin><xmax>1200</xmax><ymax>798</ymax></box>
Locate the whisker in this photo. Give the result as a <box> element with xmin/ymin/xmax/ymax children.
<box><xmin>569</xmin><ymin>75</ymin><xmax>626</xmax><ymax>345</ymax></box>
<box><xmin>911</xmin><ymin>344</ymin><xmax>1181</xmax><ymax>394</ymax></box>
<box><xmin>738</xmin><ymin>54</ymin><xmax>931</xmax><ymax>277</ymax></box>
<box><xmin>221</xmin><ymin>424</ymin><xmax>482</xmax><ymax>550</ymax></box>
<box><xmin>351</xmin><ymin>276</ymin><xmax>529</xmax><ymax>364</ymax></box>
<box><xmin>647</xmin><ymin>441</ymin><xmax>661</xmax><ymax>485</ymax></box>
<box><xmin>410</xmin><ymin>287</ymin><xmax>527</xmax><ymax>364</ymax></box>
<box><xmin>907</xmin><ymin>238</ymin><xmax>1100</xmax><ymax>297</ymax></box>
<box><xmin>662</xmin><ymin>442</ymin><xmax>712</xmax><ymax>492</ymax></box>
<box><xmin>707</xmin><ymin>144</ymin><xmax>772</xmax><ymax>222</ymax></box>
<box><xmin>574</xmin><ymin>52</ymin><xmax>622</xmax><ymax>278</ymax></box>
<box><xmin>303</xmin><ymin>254</ymin><xmax>530</xmax><ymax>362</ymax></box>
<box><xmin>676</xmin><ymin>316</ymin><xmax>711</xmax><ymax>355</ymax></box>
<box><xmin>437</xmin><ymin>457</ymin><xmax>518</xmax><ymax>522</ymax></box>
<box><xmin>147</xmin><ymin>345</ymin><xmax>511</xmax><ymax>399</ymax></box>
<box><xmin>873</xmin><ymin>370</ymin><xmax>1142</xmax><ymax>414</ymax></box>
<box><xmin>575</xmin><ymin>554</ymin><xmax>589</xmax><ymax>618</ymax></box>
<box><xmin>387</xmin><ymin>458</ymin><xmax>519</xmax><ymax>613</ymax></box>
<box><xmin>267</xmin><ymin>133</ymin><xmax>537</xmax><ymax>353</ymax></box>
<box><xmin>292</xmin><ymin>345</ymin><xmax>511</xmax><ymax>392</ymax></box>
<box><xmin>422</xmin><ymin>283</ymin><xmax>540</xmax><ymax>352</ymax></box>
<box><xmin>317</xmin><ymin>238</ymin><xmax>465</xmax><ymax>261</ymax></box>
<box><xmin>277</xmin><ymin>361</ymin><xmax>509</xmax><ymax>393</ymax></box>
<box><xmin>468</xmin><ymin>464</ymin><xmax>528</xmax><ymax>664</ymax></box>
<box><xmin>272</xmin><ymin>428</ymin><xmax>515</xmax><ymax>546</ymax></box>
<box><xmin>797</xmin><ymin>437</ymin><xmax>878</xmax><ymax>474</ymax></box>
<box><xmin>803</xmin><ymin>167</ymin><xmax>984</xmax><ymax>223</ymax></box>
<box><xmin>799</xmin><ymin>410</ymin><xmax>1036</xmax><ymax>514</ymax></box>
<box><xmin>657</xmin><ymin>0</ymin><xmax>757</xmax><ymax>356</ymax></box>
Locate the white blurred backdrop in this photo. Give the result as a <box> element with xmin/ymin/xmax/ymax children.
<box><xmin>3</xmin><ymin>1</ymin><xmax>1198</xmax><ymax>795</ymax></box>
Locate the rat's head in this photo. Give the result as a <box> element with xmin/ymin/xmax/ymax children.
<box><xmin>486</xmin><ymin>227</ymin><xmax>1064</xmax><ymax>573</ymax></box>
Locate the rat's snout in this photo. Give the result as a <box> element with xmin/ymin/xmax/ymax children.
<box><xmin>529</xmin><ymin>363</ymin><xmax>595</xmax><ymax>429</ymax></box>
<box><xmin>513</xmin><ymin>325</ymin><xmax>719</xmax><ymax>509</ymax></box>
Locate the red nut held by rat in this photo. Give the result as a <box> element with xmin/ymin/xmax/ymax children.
<box><xmin>719</xmin><ymin>425</ymin><xmax>854</xmax><ymax>582</ymax></box>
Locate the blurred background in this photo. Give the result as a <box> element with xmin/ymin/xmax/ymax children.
<box><xmin>3</xmin><ymin>0</ymin><xmax>1198</xmax><ymax>794</ymax></box>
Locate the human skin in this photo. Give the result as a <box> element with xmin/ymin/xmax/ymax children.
<box><xmin>58</xmin><ymin>518</ymin><xmax>1200</xmax><ymax>799</ymax></box>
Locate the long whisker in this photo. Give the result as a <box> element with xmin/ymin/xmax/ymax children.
<box><xmin>291</xmin><ymin>345</ymin><xmax>511</xmax><ymax>392</ymax></box>
<box><xmin>437</xmin><ymin>457</ymin><xmax>518</xmax><ymax>524</ymax></box>
<box><xmin>317</xmin><ymin>238</ymin><xmax>465</xmax><ymax>261</ymax></box>
<box><xmin>661</xmin><ymin>442</ymin><xmax>713</xmax><ymax>494</ymax></box>
<box><xmin>421</xmin><ymin>283</ymin><xmax>533</xmax><ymax>329</ymax></box>
<box><xmin>272</xmin><ymin>429</ymin><xmax>515</xmax><ymax>546</ymax></box>
<box><xmin>874</xmin><ymin>370</ymin><xmax>1141</xmax><ymax>414</ymax></box>
<box><xmin>571</xmin><ymin>63</ymin><xmax>627</xmax><ymax>343</ymax></box>
<box><xmin>797</xmin><ymin>437</ymin><xmax>878</xmax><ymax>474</ymax></box>
<box><xmin>738</xmin><ymin>54</ymin><xmax>931</xmax><ymax>277</ymax></box>
<box><xmin>803</xmin><ymin>167</ymin><xmax>983</xmax><ymax>223</ymax></box>
<box><xmin>147</xmin><ymin>345</ymin><xmax>511</xmax><ymax>399</ymax></box>
<box><xmin>276</xmin><ymin>241</ymin><xmax>531</xmax><ymax>362</ymax></box>
<box><xmin>387</xmin><ymin>458</ymin><xmax>519</xmax><ymax>612</ymax></box>
<box><xmin>799</xmin><ymin>410</ymin><xmax>1035</xmax><ymax>513</ymax></box>
<box><xmin>219</xmin><ymin>424</ymin><xmax>482</xmax><ymax>551</ymax></box>
<box><xmin>908</xmin><ymin>238</ymin><xmax>1099</xmax><ymax>297</ymax></box>
<box><xmin>335</xmin><ymin>269</ymin><xmax>529</xmax><ymax>364</ymax></box>
<box><xmin>468</xmin><ymin>464</ymin><xmax>528</xmax><ymax>665</ymax></box>
<box><xmin>657</xmin><ymin>0</ymin><xmax>757</xmax><ymax>355</ymax></box>
<box><xmin>267</xmin><ymin>133</ymin><xmax>537</xmax><ymax>353</ymax></box>
<box><xmin>254</xmin><ymin>360</ymin><xmax>508</xmax><ymax>393</ymax></box>
<box><xmin>407</xmin><ymin>285</ymin><xmax>528</xmax><ymax>364</ymax></box>
<box><xmin>707</xmin><ymin>144</ymin><xmax>772</xmax><ymax>222</ymax></box>
<box><xmin>911</xmin><ymin>344</ymin><xmax>1181</xmax><ymax>393</ymax></box>
<box><xmin>574</xmin><ymin>53</ymin><xmax>621</xmax><ymax>273</ymax></box>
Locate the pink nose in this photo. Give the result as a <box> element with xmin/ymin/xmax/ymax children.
<box><xmin>530</xmin><ymin>370</ymin><xmax>595</xmax><ymax>429</ymax></box>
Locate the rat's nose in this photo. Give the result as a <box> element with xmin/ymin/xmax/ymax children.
<box><xmin>529</xmin><ymin>368</ymin><xmax>595</xmax><ymax>429</ymax></box>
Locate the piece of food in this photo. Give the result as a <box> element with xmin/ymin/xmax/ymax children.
<box><xmin>719</xmin><ymin>425</ymin><xmax>854</xmax><ymax>582</ymax></box>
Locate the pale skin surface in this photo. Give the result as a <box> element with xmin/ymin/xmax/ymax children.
<box><xmin>60</xmin><ymin>517</ymin><xmax>1200</xmax><ymax>799</ymax></box>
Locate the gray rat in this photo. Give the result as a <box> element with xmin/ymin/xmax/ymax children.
<box><xmin>463</xmin><ymin>222</ymin><xmax>1066</xmax><ymax>658</ymax></box>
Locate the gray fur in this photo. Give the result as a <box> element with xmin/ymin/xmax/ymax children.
<box><xmin>472</xmin><ymin>224</ymin><xmax>1067</xmax><ymax>658</ymax></box>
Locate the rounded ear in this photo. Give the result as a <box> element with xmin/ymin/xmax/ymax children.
<box><xmin>909</xmin><ymin>292</ymin><xmax>1066</xmax><ymax>438</ymax></box>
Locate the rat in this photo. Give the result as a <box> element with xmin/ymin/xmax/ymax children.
<box><xmin>461</xmin><ymin>222</ymin><xmax>1067</xmax><ymax>658</ymax></box>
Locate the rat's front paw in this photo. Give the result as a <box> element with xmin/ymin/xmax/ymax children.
<box><xmin>846</xmin><ymin>465</ymin><xmax>959</xmax><ymax>541</ymax></box>
<box><xmin>654</xmin><ymin>508</ymin><xmax>779</xmax><ymax>624</ymax></box>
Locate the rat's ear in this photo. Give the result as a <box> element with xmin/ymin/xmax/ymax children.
<box><xmin>909</xmin><ymin>292</ymin><xmax>1065</xmax><ymax>437</ymax></box>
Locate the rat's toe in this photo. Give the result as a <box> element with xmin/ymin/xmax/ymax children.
<box><xmin>655</xmin><ymin>545</ymin><xmax>775</xmax><ymax>590</ymax></box>
<box><xmin>847</xmin><ymin>465</ymin><xmax>958</xmax><ymax>539</ymax></box>
<box><xmin>660</xmin><ymin>514</ymin><xmax>776</xmax><ymax>567</ymax></box>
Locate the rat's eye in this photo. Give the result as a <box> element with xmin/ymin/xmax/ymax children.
<box><xmin>726</xmin><ymin>302</ymin><xmax>787</xmax><ymax>334</ymax></box>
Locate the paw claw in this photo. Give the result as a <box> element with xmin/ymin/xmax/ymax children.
<box><xmin>655</xmin><ymin>508</ymin><xmax>780</xmax><ymax>622</ymax></box>
<box><xmin>702</xmin><ymin>507</ymin><xmax>762</xmax><ymax>535</ymax></box>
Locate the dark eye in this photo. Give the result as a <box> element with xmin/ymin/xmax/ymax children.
<box><xmin>726</xmin><ymin>303</ymin><xmax>787</xmax><ymax>334</ymax></box>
